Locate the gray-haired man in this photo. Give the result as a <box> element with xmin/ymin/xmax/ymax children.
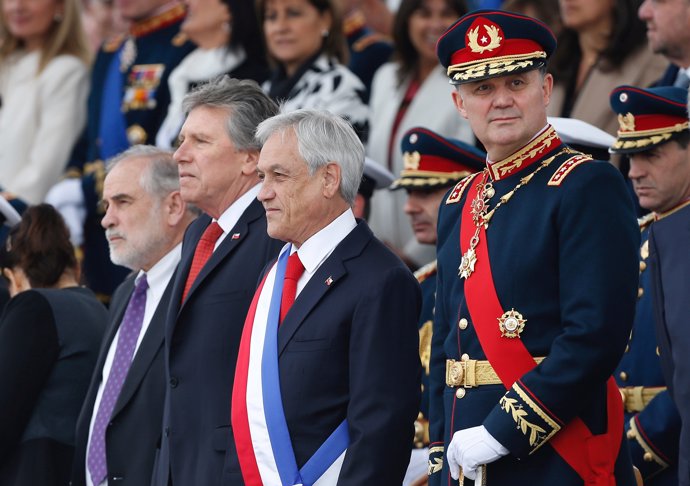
<box><xmin>155</xmin><ymin>76</ymin><xmax>284</xmax><ymax>486</ymax></box>
<box><xmin>72</xmin><ymin>145</ymin><xmax>197</xmax><ymax>486</ymax></box>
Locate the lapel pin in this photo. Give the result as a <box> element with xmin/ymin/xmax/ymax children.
<box><xmin>325</xmin><ymin>276</ymin><xmax>333</xmax><ymax>286</ymax></box>
<box><xmin>231</xmin><ymin>233</ymin><xmax>241</xmax><ymax>240</ymax></box>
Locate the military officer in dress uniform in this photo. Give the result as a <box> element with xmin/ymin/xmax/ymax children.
<box><xmin>392</xmin><ymin>127</ymin><xmax>484</xmax><ymax>486</ymax></box>
<box><xmin>343</xmin><ymin>4</ymin><xmax>393</xmax><ymax>98</ymax></box>
<box><xmin>428</xmin><ymin>10</ymin><xmax>640</xmax><ymax>486</ymax></box>
<box><xmin>609</xmin><ymin>85</ymin><xmax>686</xmax><ymax>486</ymax></box>
<box><xmin>46</xmin><ymin>0</ymin><xmax>194</xmax><ymax>303</ymax></box>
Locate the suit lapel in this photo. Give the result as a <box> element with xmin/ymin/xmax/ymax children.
<box><xmin>277</xmin><ymin>221</ymin><xmax>372</xmax><ymax>356</ymax></box>
<box><xmin>179</xmin><ymin>199</ymin><xmax>264</xmax><ymax>312</ymax></box>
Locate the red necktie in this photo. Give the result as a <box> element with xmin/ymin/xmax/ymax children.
<box><xmin>181</xmin><ymin>222</ymin><xmax>223</xmax><ymax>302</ymax></box>
<box><xmin>280</xmin><ymin>252</ymin><xmax>305</xmax><ymax>323</ymax></box>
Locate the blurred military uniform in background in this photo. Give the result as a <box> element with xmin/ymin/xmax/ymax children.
<box><xmin>344</xmin><ymin>7</ymin><xmax>393</xmax><ymax>100</ymax></box>
<box><xmin>392</xmin><ymin>126</ymin><xmax>484</xmax><ymax>486</ymax></box>
<box><xmin>47</xmin><ymin>1</ymin><xmax>194</xmax><ymax>303</ymax></box>
<box><xmin>608</xmin><ymin>84</ymin><xmax>687</xmax><ymax>486</ymax></box>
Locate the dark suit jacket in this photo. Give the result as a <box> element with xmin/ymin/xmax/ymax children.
<box><xmin>156</xmin><ymin>199</ymin><xmax>283</xmax><ymax>486</ymax></box>
<box><xmin>650</xmin><ymin>204</ymin><xmax>690</xmax><ymax>486</ymax></box>
<box><xmin>71</xmin><ymin>273</ymin><xmax>173</xmax><ymax>486</ymax></box>
<box><xmin>275</xmin><ymin>220</ymin><xmax>421</xmax><ymax>485</ymax></box>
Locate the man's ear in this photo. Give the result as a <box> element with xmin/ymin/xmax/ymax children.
<box><xmin>165</xmin><ymin>191</ymin><xmax>186</xmax><ymax>226</ymax></box>
<box><xmin>542</xmin><ymin>72</ymin><xmax>554</xmax><ymax>108</ymax></box>
<box><xmin>241</xmin><ymin>150</ymin><xmax>260</xmax><ymax>176</ymax></box>
<box><xmin>452</xmin><ymin>89</ymin><xmax>468</xmax><ymax>119</ymax></box>
<box><xmin>322</xmin><ymin>162</ymin><xmax>342</xmax><ymax>199</ymax></box>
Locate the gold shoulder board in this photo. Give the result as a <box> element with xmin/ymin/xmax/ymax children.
<box><xmin>446</xmin><ymin>172</ymin><xmax>481</xmax><ymax>204</ymax></box>
<box><xmin>102</xmin><ymin>33</ymin><xmax>126</xmax><ymax>53</ymax></box>
<box><xmin>353</xmin><ymin>33</ymin><xmax>389</xmax><ymax>52</ymax></box>
<box><xmin>547</xmin><ymin>154</ymin><xmax>592</xmax><ymax>186</ymax></box>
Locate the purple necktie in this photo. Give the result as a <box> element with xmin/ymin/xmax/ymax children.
<box><xmin>87</xmin><ymin>274</ymin><xmax>148</xmax><ymax>485</ymax></box>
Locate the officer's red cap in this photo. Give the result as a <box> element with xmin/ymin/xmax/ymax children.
<box><xmin>609</xmin><ymin>85</ymin><xmax>689</xmax><ymax>154</ymax></box>
<box><xmin>436</xmin><ymin>10</ymin><xmax>556</xmax><ymax>85</ymax></box>
<box><xmin>392</xmin><ymin>127</ymin><xmax>485</xmax><ymax>190</ymax></box>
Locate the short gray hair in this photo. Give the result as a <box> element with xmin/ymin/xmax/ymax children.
<box><xmin>182</xmin><ymin>76</ymin><xmax>279</xmax><ymax>151</ymax></box>
<box><xmin>255</xmin><ymin>109</ymin><xmax>365</xmax><ymax>205</ymax></box>
<box><xmin>106</xmin><ymin>145</ymin><xmax>180</xmax><ymax>199</ymax></box>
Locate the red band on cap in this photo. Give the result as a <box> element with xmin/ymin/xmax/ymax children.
<box><xmin>416</xmin><ymin>154</ymin><xmax>477</xmax><ymax>173</ymax></box>
<box><xmin>450</xmin><ymin>38</ymin><xmax>544</xmax><ymax>67</ymax></box>
<box><xmin>621</xmin><ymin>114</ymin><xmax>688</xmax><ymax>133</ymax></box>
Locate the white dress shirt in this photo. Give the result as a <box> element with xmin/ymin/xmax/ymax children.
<box><xmin>289</xmin><ymin>208</ymin><xmax>357</xmax><ymax>297</ymax></box>
<box><xmin>213</xmin><ymin>184</ymin><xmax>262</xmax><ymax>250</ymax></box>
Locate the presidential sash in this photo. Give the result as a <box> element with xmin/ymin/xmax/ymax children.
<box><xmin>459</xmin><ymin>175</ymin><xmax>623</xmax><ymax>485</ymax></box>
<box><xmin>232</xmin><ymin>245</ymin><xmax>349</xmax><ymax>486</ymax></box>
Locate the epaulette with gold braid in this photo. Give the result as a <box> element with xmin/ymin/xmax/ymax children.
<box><xmin>102</xmin><ymin>33</ymin><xmax>126</xmax><ymax>53</ymax></box>
<box><xmin>446</xmin><ymin>172</ymin><xmax>481</xmax><ymax>204</ymax></box>
<box><xmin>414</xmin><ymin>260</ymin><xmax>437</xmax><ymax>283</ymax></box>
<box><xmin>353</xmin><ymin>33</ymin><xmax>390</xmax><ymax>52</ymax></box>
<box><xmin>638</xmin><ymin>212</ymin><xmax>655</xmax><ymax>230</ymax></box>
<box><xmin>547</xmin><ymin>153</ymin><xmax>592</xmax><ymax>186</ymax></box>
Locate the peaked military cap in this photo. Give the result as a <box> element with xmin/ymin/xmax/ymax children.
<box><xmin>548</xmin><ymin>116</ymin><xmax>615</xmax><ymax>161</ymax></box>
<box><xmin>392</xmin><ymin>127</ymin><xmax>485</xmax><ymax>190</ymax></box>
<box><xmin>436</xmin><ymin>9</ymin><xmax>556</xmax><ymax>85</ymax></box>
<box><xmin>609</xmin><ymin>85</ymin><xmax>689</xmax><ymax>154</ymax></box>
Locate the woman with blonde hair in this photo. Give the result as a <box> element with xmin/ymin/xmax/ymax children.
<box><xmin>0</xmin><ymin>0</ymin><xmax>90</xmax><ymax>204</ymax></box>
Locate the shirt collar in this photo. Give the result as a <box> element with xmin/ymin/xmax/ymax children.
<box><xmin>291</xmin><ymin>208</ymin><xmax>357</xmax><ymax>274</ymax></box>
<box><xmin>136</xmin><ymin>242</ymin><xmax>181</xmax><ymax>303</ymax></box>
<box><xmin>216</xmin><ymin>184</ymin><xmax>262</xmax><ymax>234</ymax></box>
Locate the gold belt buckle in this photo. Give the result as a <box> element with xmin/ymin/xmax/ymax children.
<box><xmin>446</xmin><ymin>359</ymin><xmax>464</xmax><ymax>387</ymax></box>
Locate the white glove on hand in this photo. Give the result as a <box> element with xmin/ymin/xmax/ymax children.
<box><xmin>45</xmin><ymin>179</ymin><xmax>86</xmax><ymax>246</ymax></box>
<box><xmin>447</xmin><ymin>425</ymin><xmax>509</xmax><ymax>480</ymax></box>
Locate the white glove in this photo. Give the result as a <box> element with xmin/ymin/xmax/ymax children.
<box><xmin>45</xmin><ymin>179</ymin><xmax>86</xmax><ymax>246</ymax></box>
<box><xmin>447</xmin><ymin>425</ymin><xmax>509</xmax><ymax>480</ymax></box>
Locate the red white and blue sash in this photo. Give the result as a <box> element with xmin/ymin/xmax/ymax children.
<box><xmin>232</xmin><ymin>245</ymin><xmax>349</xmax><ymax>486</ymax></box>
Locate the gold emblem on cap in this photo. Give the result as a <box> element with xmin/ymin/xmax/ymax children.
<box><xmin>618</xmin><ymin>113</ymin><xmax>636</xmax><ymax>133</ymax></box>
<box><xmin>467</xmin><ymin>23</ymin><xmax>502</xmax><ymax>54</ymax></box>
<box><xmin>498</xmin><ymin>308</ymin><xmax>526</xmax><ymax>338</ymax></box>
<box><xmin>403</xmin><ymin>151</ymin><xmax>421</xmax><ymax>170</ymax></box>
